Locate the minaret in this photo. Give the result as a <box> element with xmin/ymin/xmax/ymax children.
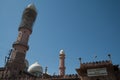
<box><xmin>6</xmin><ymin>4</ymin><xmax>37</xmax><ymax>76</ymax></box>
<box><xmin>59</xmin><ymin>50</ymin><xmax>66</xmax><ymax>76</ymax></box>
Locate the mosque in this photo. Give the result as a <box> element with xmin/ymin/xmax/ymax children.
<box><xmin>0</xmin><ymin>4</ymin><xmax>120</xmax><ymax>80</ymax></box>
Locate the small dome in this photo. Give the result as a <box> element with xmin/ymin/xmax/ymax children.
<box><xmin>28</xmin><ymin>62</ymin><xmax>43</xmax><ymax>76</ymax></box>
<box><xmin>60</xmin><ymin>49</ymin><xmax>65</xmax><ymax>55</ymax></box>
<box><xmin>27</xmin><ymin>3</ymin><xmax>37</xmax><ymax>11</ymax></box>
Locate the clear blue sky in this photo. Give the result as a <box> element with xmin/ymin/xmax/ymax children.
<box><xmin>0</xmin><ymin>0</ymin><xmax>120</xmax><ymax>75</ymax></box>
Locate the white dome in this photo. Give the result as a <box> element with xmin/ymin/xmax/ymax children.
<box><xmin>28</xmin><ymin>62</ymin><xmax>43</xmax><ymax>74</ymax></box>
<box><xmin>27</xmin><ymin>3</ymin><xmax>37</xmax><ymax>11</ymax></box>
<box><xmin>60</xmin><ymin>49</ymin><xmax>65</xmax><ymax>55</ymax></box>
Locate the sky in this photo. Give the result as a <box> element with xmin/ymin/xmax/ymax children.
<box><xmin>0</xmin><ymin>0</ymin><xmax>120</xmax><ymax>75</ymax></box>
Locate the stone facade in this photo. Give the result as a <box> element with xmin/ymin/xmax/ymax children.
<box><xmin>76</xmin><ymin>60</ymin><xmax>120</xmax><ymax>80</ymax></box>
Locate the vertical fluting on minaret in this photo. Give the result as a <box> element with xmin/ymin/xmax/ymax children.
<box><xmin>59</xmin><ymin>50</ymin><xmax>66</xmax><ymax>76</ymax></box>
<box><xmin>5</xmin><ymin>4</ymin><xmax>37</xmax><ymax>76</ymax></box>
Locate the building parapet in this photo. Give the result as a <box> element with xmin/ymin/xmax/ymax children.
<box><xmin>80</xmin><ymin>60</ymin><xmax>112</xmax><ymax>69</ymax></box>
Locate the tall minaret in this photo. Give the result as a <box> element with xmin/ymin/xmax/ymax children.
<box><xmin>59</xmin><ymin>50</ymin><xmax>66</xmax><ymax>76</ymax></box>
<box><xmin>6</xmin><ymin>4</ymin><xmax>37</xmax><ymax>76</ymax></box>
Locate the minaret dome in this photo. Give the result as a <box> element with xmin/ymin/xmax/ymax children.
<box><xmin>27</xmin><ymin>3</ymin><xmax>37</xmax><ymax>12</ymax></box>
<box><xmin>60</xmin><ymin>49</ymin><xmax>65</xmax><ymax>56</ymax></box>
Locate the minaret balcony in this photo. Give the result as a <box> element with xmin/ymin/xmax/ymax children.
<box><xmin>13</xmin><ymin>41</ymin><xmax>29</xmax><ymax>50</ymax></box>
